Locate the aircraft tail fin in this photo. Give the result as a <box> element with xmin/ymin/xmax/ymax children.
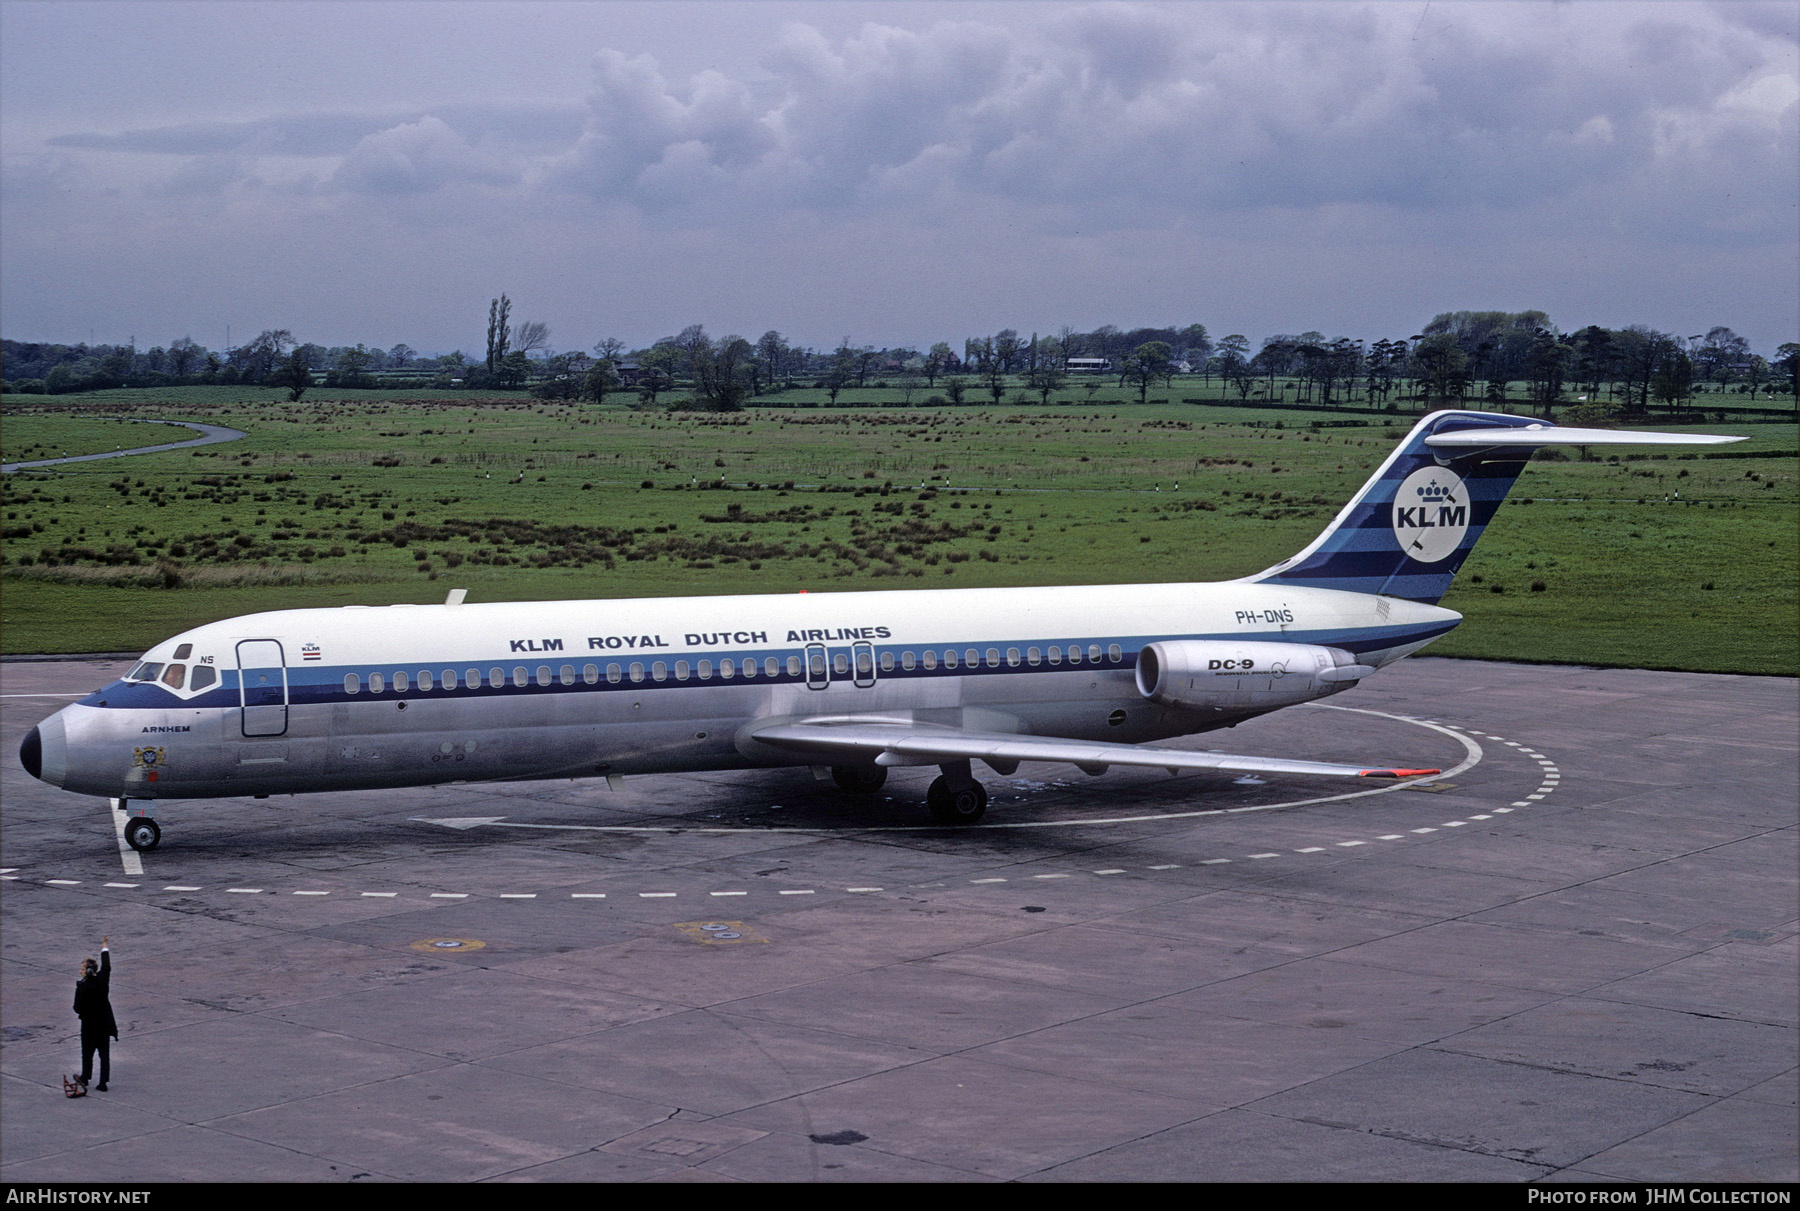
<box><xmin>1245</xmin><ymin>410</ymin><xmax>1742</xmax><ymax>605</ymax></box>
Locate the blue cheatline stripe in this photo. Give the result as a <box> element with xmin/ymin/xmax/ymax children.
<box><xmin>86</xmin><ymin>620</ymin><xmax>1455</xmax><ymax>713</ymax></box>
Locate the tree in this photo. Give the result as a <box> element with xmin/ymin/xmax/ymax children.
<box><xmin>1524</xmin><ymin>328</ymin><xmax>1573</xmax><ymax>415</ymax></box>
<box><xmin>328</xmin><ymin>344</ymin><xmax>374</xmax><ymax>388</ymax></box>
<box><xmin>515</xmin><ymin>320</ymin><xmax>551</xmax><ymax>358</ymax></box>
<box><xmin>269</xmin><ymin>349</ymin><xmax>312</xmax><ymax>401</ymax></box>
<box><xmin>923</xmin><ymin>342</ymin><xmax>952</xmax><ymax>386</ymax></box>
<box><xmin>387</xmin><ymin>343</ymin><xmax>416</xmax><ymax>369</ymax></box>
<box><xmin>756</xmin><ymin>331</ymin><xmax>788</xmax><ymax>389</ymax></box>
<box><xmin>584</xmin><ymin>357</ymin><xmax>621</xmax><ymax>405</ymax></box>
<box><xmin>1120</xmin><ymin>341</ymin><xmax>1173</xmax><ymax>403</ymax></box>
<box><xmin>495</xmin><ymin>349</ymin><xmax>532</xmax><ymax>389</ymax></box>
<box><xmin>1411</xmin><ymin>333</ymin><xmax>1470</xmax><ymax>406</ymax></box>
<box><xmin>1025</xmin><ymin>363</ymin><xmax>1065</xmax><ymax>405</ymax></box>
<box><xmin>690</xmin><ymin>335</ymin><xmax>756</xmax><ymax>411</ymax></box>
<box><xmin>486</xmin><ymin>295</ymin><xmax>511</xmax><ymax>374</ymax></box>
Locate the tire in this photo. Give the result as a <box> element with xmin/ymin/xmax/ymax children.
<box><xmin>124</xmin><ymin>818</ymin><xmax>161</xmax><ymax>852</ymax></box>
<box><xmin>830</xmin><ymin>765</ymin><xmax>888</xmax><ymax>794</ymax></box>
<box><xmin>926</xmin><ymin>776</ymin><xmax>988</xmax><ymax>825</ymax></box>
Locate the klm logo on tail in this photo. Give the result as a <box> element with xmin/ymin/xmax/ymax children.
<box><xmin>1391</xmin><ymin>468</ymin><xmax>1469</xmax><ymax>563</ymax></box>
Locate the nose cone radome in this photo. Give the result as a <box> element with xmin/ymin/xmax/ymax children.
<box><xmin>20</xmin><ymin>726</ymin><xmax>41</xmax><ymax>779</ymax></box>
<box><xmin>20</xmin><ymin>711</ymin><xmax>67</xmax><ymax>787</ymax></box>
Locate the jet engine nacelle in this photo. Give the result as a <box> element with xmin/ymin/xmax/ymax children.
<box><xmin>1135</xmin><ymin>640</ymin><xmax>1375</xmax><ymax>713</ymax></box>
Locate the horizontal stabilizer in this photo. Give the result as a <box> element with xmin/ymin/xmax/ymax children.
<box><xmin>1424</xmin><ymin>425</ymin><xmax>1744</xmax><ymax>448</ymax></box>
<box><xmin>749</xmin><ymin>720</ymin><xmax>1437</xmax><ymax>780</ymax></box>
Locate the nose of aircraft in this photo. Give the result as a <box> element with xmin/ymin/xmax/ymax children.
<box><xmin>19</xmin><ymin>711</ymin><xmax>66</xmax><ymax>787</ymax></box>
<box><xmin>20</xmin><ymin>726</ymin><xmax>41</xmax><ymax>779</ymax></box>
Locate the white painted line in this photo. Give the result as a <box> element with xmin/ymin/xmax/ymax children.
<box><xmin>1511</xmin><ymin>801</ymin><xmax>1532</xmax><ymax>807</ymax></box>
<box><xmin>47</xmin><ymin>879</ymin><xmax>80</xmax><ymax>885</ymax></box>
<box><xmin>846</xmin><ymin>887</ymin><xmax>882</xmax><ymax>893</ymax></box>
<box><xmin>1248</xmin><ymin>853</ymin><xmax>1280</xmax><ymax>859</ymax></box>
<box><xmin>1444</xmin><ymin>821</ymin><xmax>1467</xmax><ymax>828</ymax></box>
<box><xmin>778</xmin><ymin>889</ymin><xmax>814</xmax><ymax>895</ymax></box>
<box><xmin>362</xmin><ymin>892</ymin><xmax>397</xmax><ymax>898</ymax></box>
<box><xmin>641</xmin><ymin>892</ymin><xmax>676</xmax><ymax>898</ymax></box>
<box><xmin>1033</xmin><ymin>873</ymin><xmax>1071</xmax><ymax>879</ymax></box>
<box><xmin>294</xmin><ymin>891</ymin><xmax>329</xmax><ymax>896</ymax></box>
<box><xmin>1379</xmin><ymin>835</ymin><xmax>1404</xmax><ymax>841</ymax></box>
<box><xmin>1148</xmin><ymin>864</ymin><xmax>1180</xmax><ymax>870</ymax></box>
<box><xmin>499</xmin><ymin>894</ymin><xmax>536</xmax><ymax>899</ymax></box>
<box><xmin>2</xmin><ymin>876</ymin><xmax>19</xmax><ymax>881</ymax></box>
<box><xmin>1093</xmin><ymin>869</ymin><xmax>1126</xmax><ymax>875</ymax></box>
<box><xmin>710</xmin><ymin>891</ymin><xmax>747</xmax><ymax>897</ymax></box>
<box><xmin>430</xmin><ymin>893</ymin><xmax>468</xmax><ymax>899</ymax></box>
<box><xmin>571</xmin><ymin>893</ymin><xmax>606</xmax><ymax>899</ymax></box>
<box><xmin>1411</xmin><ymin>828</ymin><xmax>1436</xmax><ymax>834</ymax></box>
<box><xmin>971</xmin><ymin>878</ymin><xmax>1007</xmax><ymax>884</ymax></box>
<box><xmin>1336</xmin><ymin>841</ymin><xmax>1365</xmax><ymax>848</ymax></box>
<box><xmin>1527</xmin><ymin>793</ymin><xmax>1546</xmax><ymax>800</ymax></box>
<box><xmin>162</xmin><ymin>885</ymin><xmax>200</xmax><ymax>891</ymax></box>
<box><xmin>104</xmin><ymin>882</ymin><xmax>138</xmax><ymax>888</ymax></box>
<box><xmin>1200</xmin><ymin>858</ymin><xmax>1231</xmax><ymax>865</ymax></box>
<box><xmin>0</xmin><ymin>868</ymin><xmax>15</xmax><ymax>874</ymax></box>
<box><xmin>1297</xmin><ymin>847</ymin><xmax>1325</xmax><ymax>853</ymax></box>
<box><xmin>226</xmin><ymin>888</ymin><xmax>262</xmax><ymax>894</ymax></box>
<box><xmin>1493</xmin><ymin>807</ymin><xmax>1513</xmax><ymax>813</ymax></box>
<box><xmin>1470</xmin><ymin>814</ymin><xmax>1491</xmax><ymax>820</ymax></box>
<box><xmin>107</xmin><ymin>800</ymin><xmax>143</xmax><ymax>878</ymax></box>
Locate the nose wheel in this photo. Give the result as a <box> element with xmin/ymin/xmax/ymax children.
<box><xmin>123</xmin><ymin>816</ymin><xmax>161</xmax><ymax>852</ymax></box>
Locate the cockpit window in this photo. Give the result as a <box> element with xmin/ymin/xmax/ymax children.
<box><xmin>173</xmin><ymin>643</ymin><xmax>193</xmax><ymax>660</ymax></box>
<box><xmin>127</xmin><ymin>662</ymin><xmax>164</xmax><ymax>683</ymax></box>
<box><xmin>161</xmin><ymin>664</ymin><xmax>186</xmax><ymax>690</ymax></box>
<box><xmin>189</xmin><ymin>665</ymin><xmax>217</xmax><ymax>691</ymax></box>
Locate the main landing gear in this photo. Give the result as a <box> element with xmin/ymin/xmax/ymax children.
<box><xmin>925</xmin><ymin>760</ymin><xmax>989</xmax><ymax>826</ymax></box>
<box><xmin>830</xmin><ymin>765</ymin><xmax>888</xmax><ymax>794</ymax></box>
<box><xmin>115</xmin><ymin>799</ymin><xmax>161</xmax><ymax>852</ymax></box>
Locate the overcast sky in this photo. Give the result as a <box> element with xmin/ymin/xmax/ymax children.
<box><xmin>3</xmin><ymin>0</ymin><xmax>1795</xmax><ymax>358</ymax></box>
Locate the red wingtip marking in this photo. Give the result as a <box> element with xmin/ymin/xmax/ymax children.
<box><xmin>1359</xmin><ymin>767</ymin><xmax>1440</xmax><ymax>778</ymax></box>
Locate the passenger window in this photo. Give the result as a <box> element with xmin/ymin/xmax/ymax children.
<box><xmin>189</xmin><ymin>665</ymin><xmax>217</xmax><ymax>691</ymax></box>
<box><xmin>901</xmin><ymin>651</ymin><xmax>916</xmax><ymax>671</ymax></box>
<box><xmin>489</xmin><ymin>667</ymin><xmax>504</xmax><ymax>688</ymax></box>
<box><xmin>344</xmin><ymin>673</ymin><xmax>361</xmax><ymax>694</ymax></box>
<box><xmin>697</xmin><ymin>660</ymin><xmax>712</xmax><ymax>680</ymax></box>
<box><xmin>879</xmin><ymin>651</ymin><xmax>895</xmax><ymax>673</ymax></box>
<box><xmin>393</xmin><ymin>671</ymin><xmax>409</xmax><ymax>692</ymax></box>
<box><xmin>161</xmin><ymin>664</ymin><xmax>186</xmax><ymax>689</ymax></box>
<box><xmin>1048</xmin><ymin>646</ymin><xmax>1063</xmax><ymax>665</ymax></box>
<box><xmin>832</xmin><ymin>652</ymin><xmax>849</xmax><ymax>675</ymax></box>
<box><xmin>1108</xmin><ymin>644</ymin><xmax>1122</xmax><ymax>662</ymax></box>
<box><xmin>1006</xmin><ymin>648</ymin><xmax>1021</xmax><ymax>667</ymax></box>
<box><xmin>417</xmin><ymin>670</ymin><xmax>433</xmax><ymax>691</ymax></box>
<box><xmin>942</xmin><ymin>649</ymin><xmax>957</xmax><ymax>669</ymax></box>
<box><xmin>1067</xmin><ymin>646</ymin><xmax>1082</xmax><ymax>665</ymax></box>
<box><xmin>808</xmin><ymin>652</ymin><xmax>826</xmax><ymax>679</ymax></box>
<box><xmin>629</xmin><ymin>662</ymin><xmax>645</xmax><ymax>683</ymax></box>
<box><xmin>606</xmin><ymin>664</ymin><xmax>621</xmax><ymax>683</ymax></box>
<box><xmin>921</xmin><ymin>650</ymin><xmax>936</xmax><ymax>670</ymax></box>
<box><xmin>651</xmin><ymin>661</ymin><xmax>668</xmax><ymax>682</ymax></box>
<box><xmin>441</xmin><ymin>669</ymin><xmax>458</xmax><ymax>689</ymax></box>
<box><xmin>584</xmin><ymin>664</ymin><xmax>599</xmax><ymax>684</ymax></box>
<box><xmin>560</xmin><ymin>665</ymin><xmax>574</xmax><ymax>686</ymax></box>
<box><xmin>719</xmin><ymin>659</ymin><xmax>735</xmax><ymax>680</ymax></box>
<box><xmin>536</xmin><ymin>666</ymin><xmax>551</xmax><ymax>686</ymax></box>
<box><xmin>1088</xmin><ymin>644</ymin><xmax>1102</xmax><ymax>662</ymax></box>
<box><xmin>742</xmin><ymin>657</ymin><xmax>758</xmax><ymax>679</ymax></box>
<box><xmin>986</xmin><ymin>648</ymin><xmax>1000</xmax><ymax>668</ymax></box>
<box><xmin>764</xmin><ymin>657</ymin><xmax>779</xmax><ymax>678</ymax></box>
<box><xmin>512</xmin><ymin>667</ymin><xmax>527</xmax><ymax>687</ymax></box>
<box><xmin>967</xmin><ymin>649</ymin><xmax>980</xmax><ymax>668</ymax></box>
<box><xmin>1027</xmin><ymin>647</ymin><xmax>1040</xmax><ymax>666</ymax></box>
<box><xmin>370</xmin><ymin>672</ymin><xmax>385</xmax><ymax>693</ymax></box>
<box><xmin>674</xmin><ymin>661</ymin><xmax>689</xmax><ymax>681</ymax></box>
<box><xmin>786</xmin><ymin>655</ymin><xmax>801</xmax><ymax>677</ymax></box>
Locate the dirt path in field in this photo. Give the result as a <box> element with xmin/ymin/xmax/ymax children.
<box><xmin>2</xmin><ymin>418</ymin><xmax>248</xmax><ymax>473</ymax></box>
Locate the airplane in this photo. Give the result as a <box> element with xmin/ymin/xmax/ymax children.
<box><xmin>18</xmin><ymin>409</ymin><xmax>1742</xmax><ymax>850</ymax></box>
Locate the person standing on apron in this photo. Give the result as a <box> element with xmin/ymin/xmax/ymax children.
<box><xmin>73</xmin><ymin>936</ymin><xmax>117</xmax><ymax>1092</ymax></box>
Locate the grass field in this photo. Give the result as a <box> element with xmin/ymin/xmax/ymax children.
<box><xmin>2</xmin><ymin>387</ymin><xmax>1794</xmax><ymax>673</ymax></box>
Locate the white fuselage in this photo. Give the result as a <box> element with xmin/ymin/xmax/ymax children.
<box><xmin>32</xmin><ymin>580</ymin><xmax>1459</xmax><ymax>802</ymax></box>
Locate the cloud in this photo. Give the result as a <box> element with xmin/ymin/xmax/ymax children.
<box><xmin>330</xmin><ymin>116</ymin><xmax>515</xmax><ymax>195</ymax></box>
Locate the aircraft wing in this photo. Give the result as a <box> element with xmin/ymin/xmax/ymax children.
<box><xmin>748</xmin><ymin>720</ymin><xmax>1437</xmax><ymax>779</ymax></box>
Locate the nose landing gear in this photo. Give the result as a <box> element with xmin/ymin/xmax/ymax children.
<box><xmin>114</xmin><ymin>799</ymin><xmax>161</xmax><ymax>851</ymax></box>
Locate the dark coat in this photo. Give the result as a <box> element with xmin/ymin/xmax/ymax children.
<box><xmin>73</xmin><ymin>949</ymin><xmax>117</xmax><ymax>1040</ymax></box>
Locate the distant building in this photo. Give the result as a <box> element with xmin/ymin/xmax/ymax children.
<box><xmin>1066</xmin><ymin>358</ymin><xmax>1110</xmax><ymax>373</ymax></box>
